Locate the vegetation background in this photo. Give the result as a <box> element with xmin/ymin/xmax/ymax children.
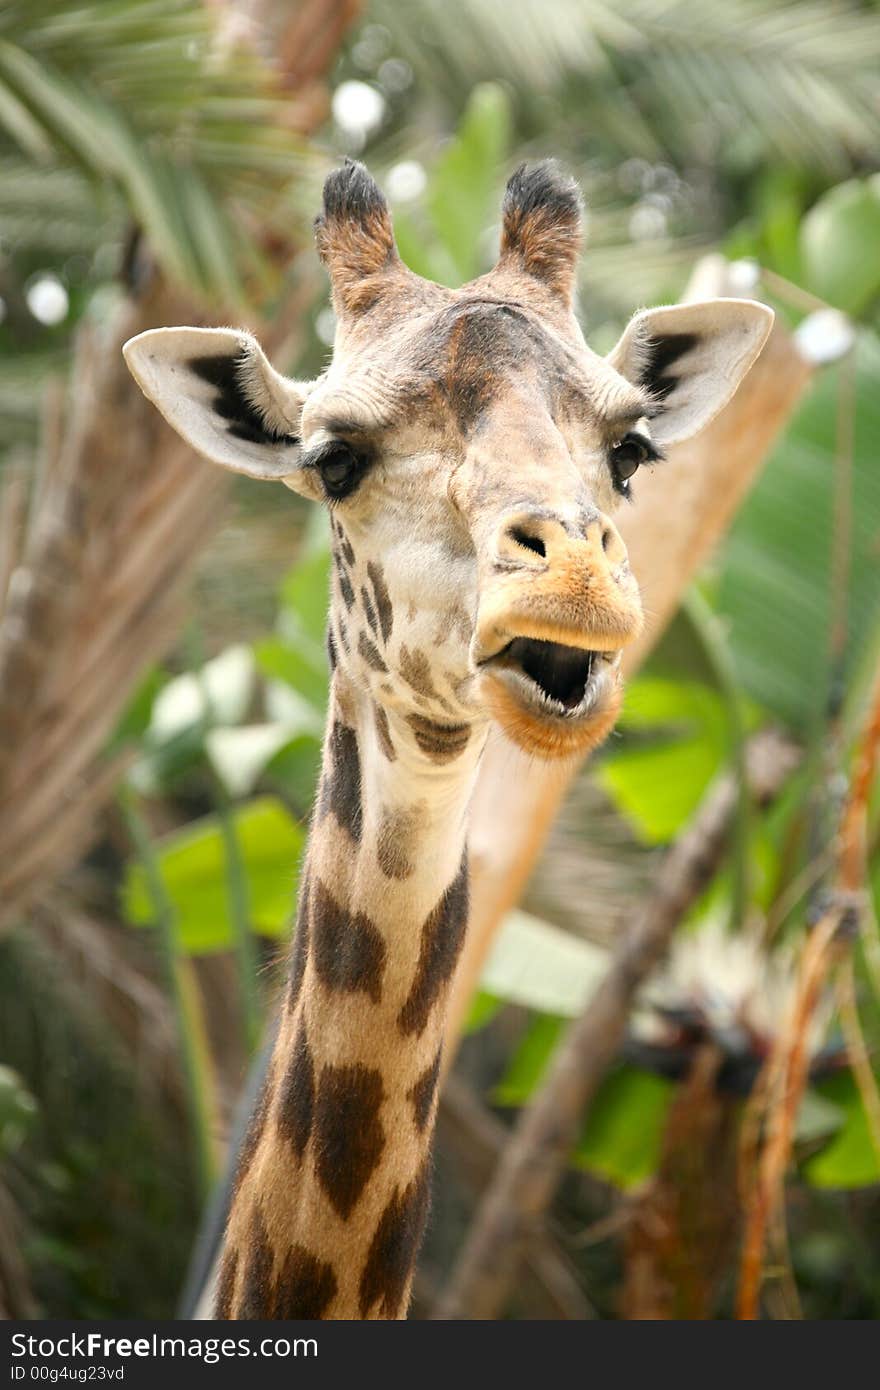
<box><xmin>1</xmin><ymin>0</ymin><xmax>879</xmax><ymax>1320</ymax></box>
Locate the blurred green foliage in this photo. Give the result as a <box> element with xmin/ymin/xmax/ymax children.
<box><xmin>124</xmin><ymin>797</ymin><xmax>305</xmax><ymax>954</ymax></box>
<box><xmin>3</xmin><ymin>0</ymin><xmax>880</xmax><ymax>1321</ymax></box>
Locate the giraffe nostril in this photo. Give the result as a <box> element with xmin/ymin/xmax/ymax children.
<box><xmin>509</xmin><ymin>526</ymin><xmax>546</xmax><ymax>559</ymax></box>
<box><xmin>601</xmin><ymin>526</ymin><xmax>613</xmax><ymax>553</ymax></box>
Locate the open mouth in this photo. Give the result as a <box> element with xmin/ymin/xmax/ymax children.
<box><xmin>482</xmin><ymin>636</ymin><xmax>617</xmax><ymax>717</ymax></box>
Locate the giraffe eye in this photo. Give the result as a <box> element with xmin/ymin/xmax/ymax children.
<box><xmin>609</xmin><ymin>432</ymin><xmax>655</xmax><ymax>495</ymax></box>
<box><xmin>318</xmin><ymin>443</ymin><xmax>362</xmax><ymax>499</ymax></box>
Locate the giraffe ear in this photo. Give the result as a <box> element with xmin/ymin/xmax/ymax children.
<box><xmin>607</xmin><ymin>298</ymin><xmax>774</xmax><ymax>447</ymax></box>
<box><xmin>315</xmin><ymin>160</ymin><xmax>401</xmax><ymax>318</ymax></box>
<box><xmin>497</xmin><ymin>161</ymin><xmax>584</xmax><ymax>304</ymax></box>
<box><xmin>123</xmin><ymin>327</ymin><xmax>313</xmax><ymax>485</ymax></box>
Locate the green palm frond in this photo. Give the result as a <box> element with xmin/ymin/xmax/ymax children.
<box><xmin>0</xmin><ymin>156</ymin><xmax>118</xmax><ymax>256</ymax></box>
<box><xmin>0</xmin><ymin>1</ymin><xmax>319</xmax><ymax>307</ymax></box>
<box><xmin>372</xmin><ymin>0</ymin><xmax>880</xmax><ymax>173</ymax></box>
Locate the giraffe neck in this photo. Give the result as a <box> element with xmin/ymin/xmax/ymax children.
<box><xmin>216</xmin><ymin>673</ymin><xmax>485</xmax><ymax>1319</ymax></box>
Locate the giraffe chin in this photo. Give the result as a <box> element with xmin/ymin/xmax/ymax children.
<box><xmin>477</xmin><ymin>648</ymin><xmax>623</xmax><ymax>760</ymax></box>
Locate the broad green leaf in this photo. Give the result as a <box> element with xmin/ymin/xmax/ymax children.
<box><xmin>747</xmin><ymin>165</ymin><xmax>809</xmax><ymax>284</ymax></box>
<box><xmin>264</xmin><ymin>679</ymin><xmax>323</xmax><ymax>732</ymax></box>
<box><xmin>265</xmin><ymin>732</ymin><xmax>323</xmax><ymax>813</ymax></box>
<box><xmin>279</xmin><ymin>545</ymin><xmax>332</xmax><ymax>648</ymax></box>
<box><xmin>123</xmin><ymin>795</ymin><xmax>303</xmax><ymax>954</ymax></box>
<box><xmin>370</xmin><ymin>0</ymin><xmax>880</xmax><ymax>178</ymax></box>
<box><xmin>803</xmin><ymin>1069</ymin><xmax>880</xmax><ymax>1190</ymax></box>
<box><xmin>494</xmin><ymin>1013</ymin><xmax>566</xmax><ymax>1105</ymax></box>
<box><xmin>150</xmin><ymin>644</ymin><xmax>255</xmax><ymax>741</ymax></box>
<box><xmin>426</xmin><ymin>83</ymin><xmax>511</xmax><ymax>282</ymax></box>
<box><xmin>495</xmin><ymin>1022</ymin><xmax>676</xmax><ymax>1188</ymax></box>
<box><xmin>801</xmin><ymin>177</ymin><xmax>880</xmax><ymax>317</ymax></box>
<box><xmin>480</xmin><ymin>909</ymin><xmax>609</xmax><ymax>1018</ymax></box>
<box><xmin>127</xmin><ymin>721</ymin><xmax>212</xmax><ymax>797</ymax></box>
<box><xmin>463</xmin><ymin>990</ymin><xmax>503</xmax><ymax>1035</ymax></box>
<box><xmin>718</xmin><ymin>331</ymin><xmax>880</xmax><ymax>732</ymax></box>
<box><xmin>128</xmin><ymin>645</ymin><xmax>257</xmax><ymax>792</ymax></box>
<box><xmin>255</xmin><ymin>636</ymin><xmax>328</xmax><ymax>712</ymax></box>
<box><xmin>392</xmin><ymin>206</ymin><xmax>461</xmax><ymax>286</ymax></box>
<box><xmin>574</xmin><ymin>1066</ymin><xmax>675</xmax><ymax>1190</ymax></box>
<box><xmin>796</xmin><ymin>1088</ymin><xmax>846</xmax><ymax>1146</ymax></box>
<box><xmin>110</xmin><ymin>667</ymin><xmax>164</xmax><ymax>748</ymax></box>
<box><xmin>206</xmin><ymin>723</ymin><xmax>314</xmax><ymax>799</ymax></box>
<box><xmin>597</xmin><ymin>677</ymin><xmax>728</xmax><ymax>842</ymax></box>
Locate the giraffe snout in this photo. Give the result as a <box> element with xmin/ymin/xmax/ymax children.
<box><xmin>493</xmin><ymin>509</ymin><xmax>627</xmax><ymax>575</ymax></box>
<box><xmin>475</xmin><ymin>507</ymin><xmax>643</xmax><ymax>664</ymax></box>
<box><xmin>469</xmin><ymin>506</ymin><xmax>640</xmax><ymax>758</ymax></box>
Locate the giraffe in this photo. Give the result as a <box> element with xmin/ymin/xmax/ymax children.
<box><xmin>123</xmin><ymin>159</ymin><xmax>772</xmax><ymax>1319</ymax></box>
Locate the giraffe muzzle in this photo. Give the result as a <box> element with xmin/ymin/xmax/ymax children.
<box><xmin>475</xmin><ymin>635</ymin><xmax>622</xmax><ymax>759</ymax></box>
<box><xmin>470</xmin><ymin>510</ymin><xmax>641</xmax><ymax>757</ymax></box>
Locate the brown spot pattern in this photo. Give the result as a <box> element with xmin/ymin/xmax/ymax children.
<box><xmin>408</xmin><ymin>1048</ymin><xmax>442</xmax><ymax>1132</ymax></box>
<box><xmin>443</xmin><ymin>605</ymin><xmax>472</xmax><ymax>645</ymax></box>
<box><xmin>376</xmin><ymin>805</ymin><xmax>419</xmax><ymax>880</ymax></box>
<box><xmin>276</xmin><ymin>1025</ymin><xmax>315</xmax><ymax>1159</ymax></box>
<box><xmin>232</xmin><ymin>1211</ymin><xmax>337</xmax><ymax>1319</ymax></box>
<box><xmin>339</xmin><ymin>532</ymin><xmax>356</xmax><ymax>568</ymax></box>
<box><xmin>360</xmin><ymin>584</ymin><xmax>379</xmax><ymax>637</ymax></box>
<box><xmin>215</xmin><ymin>1248</ymin><xmax>238</xmax><ymax>1318</ymax></box>
<box><xmin>311</xmin><ymin>878</ymin><xmax>386</xmax><ymax>1002</ymax></box>
<box><xmin>398</xmin><ymin>855</ymin><xmax>469</xmax><ymax>1037</ymax></box>
<box><xmin>374</xmin><ymin>702</ymin><xmax>396</xmax><ymax>762</ymax></box>
<box><xmin>358</xmin><ymin>630</ymin><xmax>389</xmax><ymax>673</ymax></box>
<box><xmin>272</xmin><ymin>1243</ymin><xmax>338</xmax><ymax>1320</ymax></box>
<box><xmin>399</xmin><ymin>644</ymin><xmax>440</xmax><ymax>700</ymax></box>
<box><xmin>319</xmin><ymin>722</ymin><xmax>362</xmax><ymax>843</ymax></box>
<box><xmin>367</xmin><ymin>561</ymin><xmax>393</xmax><ymax>643</ymax></box>
<box><xmin>338</xmin><ymin>569</ymin><xmax>355</xmax><ymax>611</ymax></box>
<box><xmin>314</xmin><ymin>1064</ymin><xmax>386</xmax><ymax>1219</ymax></box>
<box><xmin>406</xmin><ymin>713</ymin><xmax>470</xmax><ymax>762</ymax></box>
<box><xmin>236</xmin><ymin>1212</ymin><xmax>275</xmax><ymax>1319</ymax></box>
<box><xmin>358</xmin><ymin>1161</ymin><xmax>431</xmax><ymax>1318</ymax></box>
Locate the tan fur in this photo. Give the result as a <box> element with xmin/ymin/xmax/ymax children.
<box><xmin>220</xmin><ymin>697</ymin><xmax>482</xmax><ymax>1318</ymax></box>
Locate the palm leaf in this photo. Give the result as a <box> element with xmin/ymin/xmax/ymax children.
<box><xmin>0</xmin><ymin>1</ymin><xmax>318</xmax><ymax>306</ymax></box>
<box><xmin>372</xmin><ymin>0</ymin><xmax>880</xmax><ymax>172</ymax></box>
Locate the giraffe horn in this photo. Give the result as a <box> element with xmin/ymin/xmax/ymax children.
<box><xmin>497</xmin><ymin>160</ymin><xmax>584</xmax><ymax>305</ymax></box>
<box><xmin>315</xmin><ymin>159</ymin><xmax>401</xmax><ymax>317</ymax></box>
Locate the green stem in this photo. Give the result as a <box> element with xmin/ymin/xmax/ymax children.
<box><xmin>119</xmin><ymin>786</ymin><xmax>216</xmax><ymax>1201</ymax></box>
<box><xmin>212</xmin><ymin>772</ymin><xmax>261</xmax><ymax>1054</ymax></box>
<box><xmin>681</xmin><ymin>586</ymin><xmax>751</xmax><ymax>931</ymax></box>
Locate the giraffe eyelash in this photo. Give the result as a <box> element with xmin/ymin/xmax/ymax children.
<box><xmin>302</xmin><ymin>438</ymin><xmax>372</xmax><ymax>502</ymax></box>
<box><xmin>608</xmin><ymin>431</ymin><xmax>664</xmax><ymax>499</ymax></box>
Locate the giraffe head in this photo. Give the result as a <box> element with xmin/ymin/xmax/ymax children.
<box><xmin>124</xmin><ymin>161</ymin><xmax>771</xmax><ymax>760</ymax></box>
